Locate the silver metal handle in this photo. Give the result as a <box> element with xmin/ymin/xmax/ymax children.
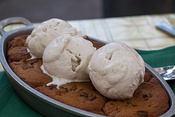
<box><xmin>0</xmin><ymin>17</ymin><xmax>32</xmax><ymax>36</ymax></box>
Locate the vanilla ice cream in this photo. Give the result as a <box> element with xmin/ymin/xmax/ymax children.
<box><xmin>42</xmin><ymin>34</ymin><xmax>96</xmax><ymax>87</ymax></box>
<box><xmin>88</xmin><ymin>42</ymin><xmax>145</xmax><ymax>100</ymax></box>
<box><xmin>26</xmin><ymin>18</ymin><xmax>83</xmax><ymax>58</ymax></box>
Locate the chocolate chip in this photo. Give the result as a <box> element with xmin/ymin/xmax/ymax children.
<box><xmin>80</xmin><ymin>92</ymin><xmax>88</xmax><ymax>98</ymax></box>
<box><xmin>29</xmin><ymin>59</ymin><xmax>39</xmax><ymax>65</ymax></box>
<box><xmin>22</xmin><ymin>65</ymin><xmax>34</xmax><ymax>70</ymax></box>
<box><xmin>60</xmin><ymin>86</ymin><xmax>69</xmax><ymax>92</ymax></box>
<box><xmin>137</xmin><ymin>111</ymin><xmax>148</xmax><ymax>117</ymax></box>
<box><xmin>90</xmin><ymin>96</ymin><xmax>97</xmax><ymax>101</ymax></box>
<box><xmin>70</xmin><ymin>86</ymin><xmax>77</xmax><ymax>91</ymax></box>
<box><xmin>142</xmin><ymin>94</ymin><xmax>150</xmax><ymax>101</ymax></box>
<box><xmin>49</xmin><ymin>85</ymin><xmax>54</xmax><ymax>90</ymax></box>
<box><xmin>126</xmin><ymin>101</ymin><xmax>137</xmax><ymax>107</ymax></box>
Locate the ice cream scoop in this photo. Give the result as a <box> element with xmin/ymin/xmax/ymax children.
<box><xmin>88</xmin><ymin>42</ymin><xmax>145</xmax><ymax>99</ymax></box>
<box><xmin>26</xmin><ymin>18</ymin><xmax>82</xmax><ymax>58</ymax></box>
<box><xmin>42</xmin><ymin>34</ymin><xmax>96</xmax><ymax>87</ymax></box>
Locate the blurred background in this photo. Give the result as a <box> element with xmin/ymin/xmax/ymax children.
<box><xmin>0</xmin><ymin>0</ymin><xmax>175</xmax><ymax>22</ymax></box>
<box><xmin>0</xmin><ymin>0</ymin><xmax>102</xmax><ymax>22</ymax></box>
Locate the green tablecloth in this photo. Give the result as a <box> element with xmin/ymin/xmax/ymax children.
<box><xmin>0</xmin><ymin>48</ymin><xmax>175</xmax><ymax>117</ymax></box>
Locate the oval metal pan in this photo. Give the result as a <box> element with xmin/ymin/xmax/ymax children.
<box><xmin>0</xmin><ymin>17</ymin><xmax>175</xmax><ymax>117</ymax></box>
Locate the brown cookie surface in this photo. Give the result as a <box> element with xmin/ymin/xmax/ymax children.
<box><xmin>7</xmin><ymin>46</ymin><xmax>31</xmax><ymax>62</ymax></box>
<box><xmin>36</xmin><ymin>82</ymin><xmax>108</xmax><ymax>115</ymax></box>
<box><xmin>103</xmin><ymin>78</ymin><xmax>169</xmax><ymax>117</ymax></box>
<box><xmin>7</xmin><ymin>35</ymin><xmax>28</xmax><ymax>48</ymax></box>
<box><xmin>9</xmin><ymin>59</ymin><xmax>52</xmax><ymax>88</ymax></box>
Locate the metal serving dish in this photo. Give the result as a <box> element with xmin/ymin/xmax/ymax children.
<box><xmin>0</xmin><ymin>17</ymin><xmax>175</xmax><ymax>117</ymax></box>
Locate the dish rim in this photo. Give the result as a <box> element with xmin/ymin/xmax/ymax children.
<box><xmin>0</xmin><ymin>22</ymin><xmax>175</xmax><ymax>117</ymax></box>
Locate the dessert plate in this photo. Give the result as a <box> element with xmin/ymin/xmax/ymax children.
<box><xmin>0</xmin><ymin>17</ymin><xmax>175</xmax><ymax>117</ymax></box>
